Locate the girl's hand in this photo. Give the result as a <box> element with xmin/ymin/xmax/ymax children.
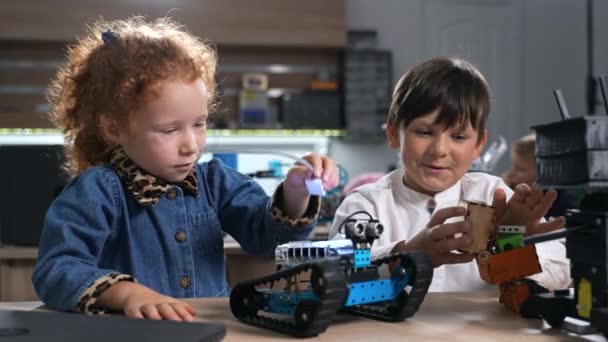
<box><xmin>123</xmin><ymin>293</ymin><xmax>196</xmax><ymax>321</ymax></box>
<box><xmin>280</xmin><ymin>153</ymin><xmax>339</xmax><ymax>218</ymax></box>
<box><xmin>97</xmin><ymin>281</ymin><xmax>196</xmax><ymax>321</ymax></box>
<box><xmin>393</xmin><ymin>206</ymin><xmax>475</xmax><ymax>267</ymax></box>
<box><xmin>492</xmin><ymin>184</ymin><xmax>566</xmax><ymax>236</ymax></box>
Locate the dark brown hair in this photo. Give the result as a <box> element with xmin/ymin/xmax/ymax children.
<box><xmin>386</xmin><ymin>57</ymin><xmax>490</xmax><ymax>143</ymax></box>
<box><xmin>47</xmin><ymin>16</ymin><xmax>217</xmax><ymax>177</ymax></box>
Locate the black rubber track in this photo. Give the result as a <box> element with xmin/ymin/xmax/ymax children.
<box><xmin>230</xmin><ymin>260</ymin><xmax>347</xmax><ymax>338</ymax></box>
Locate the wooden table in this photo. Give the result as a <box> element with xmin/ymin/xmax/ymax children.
<box><xmin>2</xmin><ymin>292</ymin><xmax>606</xmax><ymax>341</ymax></box>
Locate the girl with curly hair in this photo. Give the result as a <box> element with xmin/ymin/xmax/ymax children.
<box><xmin>33</xmin><ymin>16</ymin><xmax>339</xmax><ymax>321</ymax></box>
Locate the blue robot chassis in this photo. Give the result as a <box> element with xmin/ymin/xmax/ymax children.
<box><xmin>230</xmin><ymin>214</ymin><xmax>433</xmax><ymax>337</ymax></box>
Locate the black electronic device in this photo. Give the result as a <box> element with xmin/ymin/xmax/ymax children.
<box><xmin>340</xmin><ymin>49</ymin><xmax>392</xmax><ymax>142</ymax></box>
<box><xmin>0</xmin><ymin>145</ymin><xmax>67</xmax><ymax>246</ymax></box>
<box><xmin>0</xmin><ymin>310</ymin><xmax>226</xmax><ymax>342</ymax></box>
<box><xmin>523</xmin><ymin>76</ymin><xmax>608</xmax><ymax>337</ymax></box>
<box><xmin>279</xmin><ymin>91</ymin><xmax>342</xmax><ymax>129</ymax></box>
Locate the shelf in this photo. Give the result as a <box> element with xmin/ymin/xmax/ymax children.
<box><xmin>1</xmin><ymin>0</ymin><xmax>346</xmax><ymax>47</ymax></box>
<box><xmin>0</xmin><ymin>129</ymin><xmax>339</xmax><ymax>154</ymax></box>
<box><xmin>0</xmin><ymin>128</ymin><xmax>343</xmax><ymax>137</ymax></box>
<box><xmin>0</xmin><ymin>246</ymin><xmax>38</xmax><ymax>260</ymax></box>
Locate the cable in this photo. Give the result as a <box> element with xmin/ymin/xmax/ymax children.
<box><xmin>210</xmin><ymin>148</ymin><xmax>334</xmax><ymax>196</ymax></box>
<box><xmin>212</xmin><ymin>148</ymin><xmax>315</xmax><ymax>171</ymax></box>
<box><xmin>337</xmin><ymin>210</ymin><xmax>375</xmax><ymax>234</ymax></box>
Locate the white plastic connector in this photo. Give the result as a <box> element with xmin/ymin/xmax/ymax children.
<box><xmin>305</xmin><ymin>178</ymin><xmax>326</xmax><ymax>197</ymax></box>
<box><xmin>497</xmin><ymin>225</ymin><xmax>526</xmax><ymax>234</ymax></box>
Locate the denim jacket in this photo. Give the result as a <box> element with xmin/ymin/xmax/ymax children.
<box><xmin>32</xmin><ymin>158</ymin><xmax>315</xmax><ymax>312</ymax></box>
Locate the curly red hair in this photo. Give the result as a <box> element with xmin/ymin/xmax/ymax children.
<box><xmin>47</xmin><ymin>16</ymin><xmax>217</xmax><ymax>177</ymax></box>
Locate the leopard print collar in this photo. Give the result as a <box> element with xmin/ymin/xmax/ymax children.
<box><xmin>110</xmin><ymin>147</ymin><xmax>199</xmax><ymax>207</ymax></box>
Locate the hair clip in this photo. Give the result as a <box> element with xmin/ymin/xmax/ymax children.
<box><xmin>101</xmin><ymin>30</ymin><xmax>119</xmax><ymax>44</ymax></box>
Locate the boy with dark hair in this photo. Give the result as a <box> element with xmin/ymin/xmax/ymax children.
<box><xmin>330</xmin><ymin>57</ymin><xmax>570</xmax><ymax>292</ymax></box>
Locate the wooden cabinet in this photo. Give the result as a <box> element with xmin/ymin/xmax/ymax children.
<box><xmin>0</xmin><ymin>244</ymin><xmax>274</xmax><ymax>302</ymax></box>
<box><xmin>224</xmin><ymin>241</ymin><xmax>275</xmax><ymax>287</ymax></box>
<box><xmin>0</xmin><ymin>0</ymin><xmax>345</xmax><ymax>47</ymax></box>
<box><xmin>0</xmin><ymin>246</ymin><xmax>38</xmax><ymax>301</ymax></box>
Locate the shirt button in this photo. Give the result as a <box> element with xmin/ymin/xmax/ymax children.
<box><xmin>426</xmin><ymin>199</ymin><xmax>436</xmax><ymax>214</ymax></box>
<box><xmin>175</xmin><ymin>231</ymin><xmax>186</xmax><ymax>242</ymax></box>
<box><xmin>180</xmin><ymin>276</ymin><xmax>191</xmax><ymax>289</ymax></box>
<box><xmin>166</xmin><ymin>189</ymin><xmax>177</xmax><ymax>199</ymax></box>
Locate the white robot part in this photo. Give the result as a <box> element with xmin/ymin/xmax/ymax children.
<box><xmin>497</xmin><ymin>225</ymin><xmax>526</xmax><ymax>234</ymax></box>
<box><xmin>305</xmin><ymin>178</ymin><xmax>326</xmax><ymax>197</ymax></box>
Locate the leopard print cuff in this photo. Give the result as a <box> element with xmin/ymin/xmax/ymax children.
<box><xmin>270</xmin><ymin>183</ymin><xmax>321</xmax><ymax>227</ymax></box>
<box><xmin>77</xmin><ymin>273</ymin><xmax>136</xmax><ymax>315</ymax></box>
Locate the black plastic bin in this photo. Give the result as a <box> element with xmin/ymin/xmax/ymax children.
<box><xmin>533</xmin><ymin>117</ymin><xmax>608</xmax><ymax>186</ymax></box>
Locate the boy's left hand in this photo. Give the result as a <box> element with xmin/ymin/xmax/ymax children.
<box><xmin>281</xmin><ymin>153</ymin><xmax>339</xmax><ymax>218</ymax></box>
<box><xmin>492</xmin><ymin>184</ymin><xmax>566</xmax><ymax>236</ymax></box>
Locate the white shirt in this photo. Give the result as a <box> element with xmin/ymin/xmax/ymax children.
<box><xmin>329</xmin><ymin>169</ymin><xmax>570</xmax><ymax>292</ymax></box>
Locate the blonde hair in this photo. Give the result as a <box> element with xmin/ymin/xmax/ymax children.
<box><xmin>512</xmin><ymin>133</ymin><xmax>536</xmax><ymax>161</ymax></box>
<box><xmin>47</xmin><ymin>16</ymin><xmax>217</xmax><ymax>177</ymax></box>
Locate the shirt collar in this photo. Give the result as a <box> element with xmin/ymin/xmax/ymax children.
<box><xmin>396</xmin><ymin>169</ymin><xmax>463</xmax><ymax>210</ymax></box>
<box><xmin>110</xmin><ymin>147</ymin><xmax>199</xmax><ymax>207</ymax></box>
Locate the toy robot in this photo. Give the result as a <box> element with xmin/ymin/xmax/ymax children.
<box><xmin>462</xmin><ymin>200</ymin><xmax>545</xmax><ymax>314</ymax></box>
<box><xmin>229</xmin><ymin>212</ymin><xmax>433</xmax><ymax>337</ymax></box>
<box><xmin>519</xmin><ymin>79</ymin><xmax>608</xmax><ymax>336</ymax></box>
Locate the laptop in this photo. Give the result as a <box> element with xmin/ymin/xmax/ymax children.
<box><xmin>0</xmin><ymin>310</ymin><xmax>226</xmax><ymax>342</ymax></box>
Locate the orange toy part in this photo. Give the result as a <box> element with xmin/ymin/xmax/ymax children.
<box><xmin>499</xmin><ymin>281</ymin><xmax>531</xmax><ymax>313</ymax></box>
<box><xmin>310</xmin><ymin>81</ymin><xmax>338</xmax><ymax>90</ymax></box>
<box><xmin>477</xmin><ymin>245</ymin><xmax>541</xmax><ymax>285</ymax></box>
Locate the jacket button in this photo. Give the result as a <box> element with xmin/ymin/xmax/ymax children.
<box><xmin>175</xmin><ymin>231</ymin><xmax>186</xmax><ymax>242</ymax></box>
<box><xmin>166</xmin><ymin>189</ymin><xmax>177</xmax><ymax>199</ymax></box>
<box><xmin>180</xmin><ymin>276</ymin><xmax>191</xmax><ymax>289</ymax></box>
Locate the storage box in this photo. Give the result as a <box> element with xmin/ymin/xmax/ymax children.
<box><xmin>532</xmin><ymin>117</ymin><xmax>608</xmax><ymax>186</ymax></box>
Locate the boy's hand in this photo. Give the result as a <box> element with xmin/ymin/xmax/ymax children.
<box><xmin>492</xmin><ymin>184</ymin><xmax>565</xmax><ymax>236</ymax></box>
<box><xmin>393</xmin><ymin>207</ymin><xmax>475</xmax><ymax>267</ymax></box>
<box><xmin>98</xmin><ymin>281</ymin><xmax>196</xmax><ymax>321</ymax></box>
<box><xmin>281</xmin><ymin>153</ymin><xmax>339</xmax><ymax>218</ymax></box>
